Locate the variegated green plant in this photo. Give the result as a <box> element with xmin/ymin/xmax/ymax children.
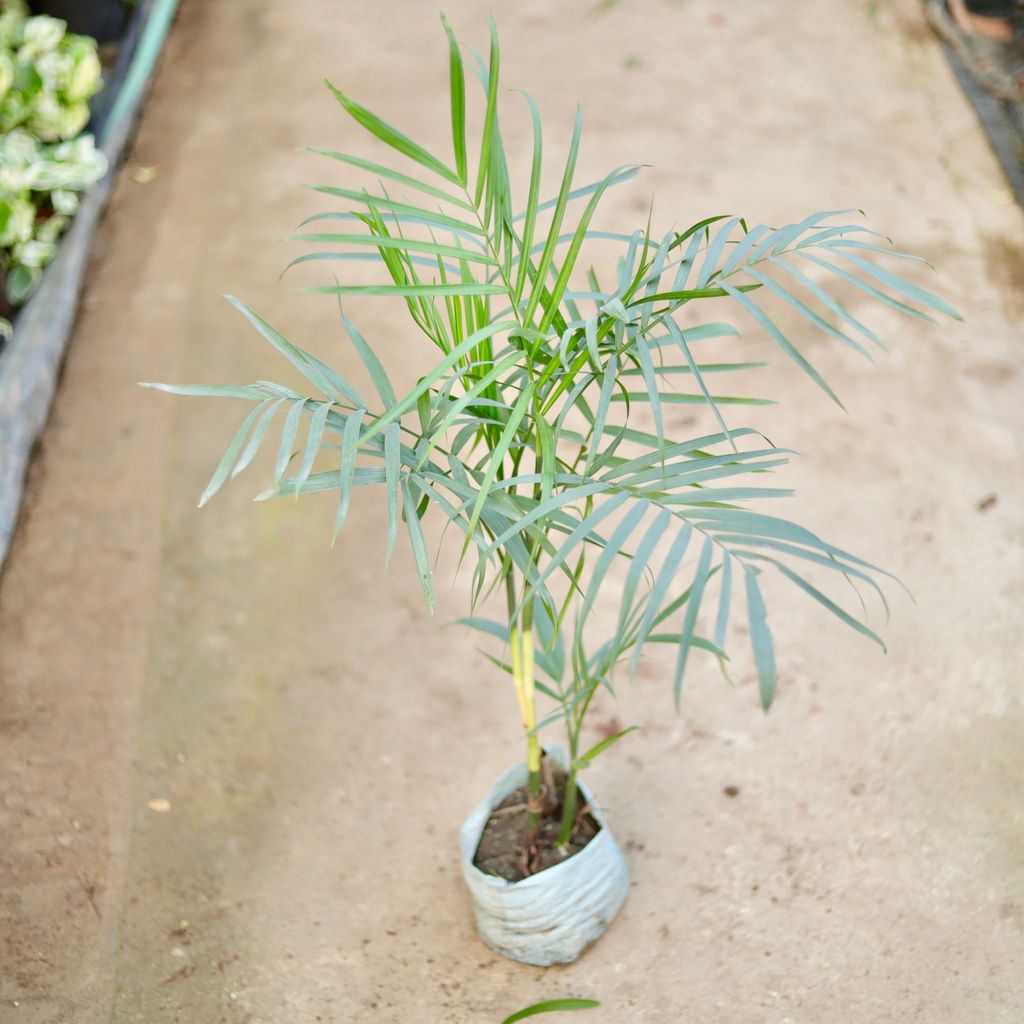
<box><xmin>145</xmin><ymin>18</ymin><xmax>956</xmax><ymax>849</ymax></box>
<box><xmin>0</xmin><ymin>3</ymin><xmax>103</xmax><ymax>141</ymax></box>
<box><xmin>0</xmin><ymin>2</ymin><xmax>105</xmax><ymax>329</ymax></box>
<box><xmin>0</xmin><ymin>129</ymin><xmax>106</xmax><ymax>310</ymax></box>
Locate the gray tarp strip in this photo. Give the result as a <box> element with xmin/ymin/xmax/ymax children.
<box><xmin>0</xmin><ymin>0</ymin><xmax>179</xmax><ymax>569</ymax></box>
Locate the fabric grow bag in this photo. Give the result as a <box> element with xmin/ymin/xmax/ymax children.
<box><xmin>460</xmin><ymin>747</ymin><xmax>630</xmax><ymax>966</ymax></box>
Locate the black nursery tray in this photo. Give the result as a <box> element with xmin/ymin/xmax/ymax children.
<box><xmin>32</xmin><ymin>0</ymin><xmax>131</xmax><ymax>45</ymax></box>
<box><xmin>0</xmin><ymin>0</ymin><xmax>179</xmax><ymax>568</ymax></box>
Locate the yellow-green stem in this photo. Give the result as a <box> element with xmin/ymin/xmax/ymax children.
<box><xmin>509</xmin><ymin>590</ymin><xmax>541</xmax><ymax>828</ymax></box>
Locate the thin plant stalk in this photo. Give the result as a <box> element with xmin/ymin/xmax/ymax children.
<box><xmin>555</xmin><ymin>680</ymin><xmax>597</xmax><ymax>849</ymax></box>
<box><xmin>555</xmin><ymin>755</ymin><xmax>578</xmax><ymax>852</ymax></box>
<box><xmin>505</xmin><ymin>567</ymin><xmax>542</xmax><ymax>827</ymax></box>
<box><xmin>520</xmin><ymin>621</ymin><xmax>542</xmax><ymax>824</ymax></box>
<box><xmin>512</xmin><ymin>583</ymin><xmax>542</xmax><ymax>828</ymax></box>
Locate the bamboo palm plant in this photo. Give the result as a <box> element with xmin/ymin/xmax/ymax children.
<box><xmin>145</xmin><ymin>17</ymin><xmax>956</xmax><ymax>855</ymax></box>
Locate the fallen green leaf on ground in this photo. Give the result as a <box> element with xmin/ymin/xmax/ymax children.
<box><xmin>500</xmin><ymin>998</ymin><xmax>601</xmax><ymax>1024</ymax></box>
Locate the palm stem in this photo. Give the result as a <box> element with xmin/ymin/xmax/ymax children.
<box><xmin>505</xmin><ymin>570</ymin><xmax>542</xmax><ymax>828</ymax></box>
<box><xmin>556</xmin><ymin>686</ymin><xmax>589</xmax><ymax>848</ymax></box>
<box><xmin>520</xmin><ymin>599</ymin><xmax>541</xmax><ymax>828</ymax></box>
<box><xmin>555</xmin><ymin>763</ymin><xmax>578</xmax><ymax>849</ymax></box>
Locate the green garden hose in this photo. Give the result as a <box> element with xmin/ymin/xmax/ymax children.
<box><xmin>101</xmin><ymin>0</ymin><xmax>179</xmax><ymax>147</ymax></box>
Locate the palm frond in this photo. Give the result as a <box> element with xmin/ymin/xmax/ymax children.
<box><xmin>147</xmin><ymin>18</ymin><xmax>957</xmax><ymax>715</ymax></box>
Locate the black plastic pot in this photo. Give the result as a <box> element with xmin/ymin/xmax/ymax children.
<box><xmin>30</xmin><ymin>0</ymin><xmax>129</xmax><ymax>43</ymax></box>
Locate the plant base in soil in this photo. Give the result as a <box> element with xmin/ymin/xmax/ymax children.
<box><xmin>473</xmin><ymin>769</ymin><xmax>599</xmax><ymax>882</ymax></box>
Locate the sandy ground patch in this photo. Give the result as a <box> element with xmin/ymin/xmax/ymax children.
<box><xmin>1</xmin><ymin>1</ymin><xmax>1022</xmax><ymax>1021</ymax></box>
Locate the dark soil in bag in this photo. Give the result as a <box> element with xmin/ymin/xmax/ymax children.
<box><xmin>473</xmin><ymin>768</ymin><xmax>600</xmax><ymax>883</ymax></box>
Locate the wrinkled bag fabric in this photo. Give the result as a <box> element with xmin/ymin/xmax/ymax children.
<box><xmin>460</xmin><ymin>748</ymin><xmax>630</xmax><ymax>966</ymax></box>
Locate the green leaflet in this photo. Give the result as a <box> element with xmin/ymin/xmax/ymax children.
<box><xmin>672</xmin><ymin>536</ymin><xmax>713</xmax><ymax>705</ymax></box>
<box><xmin>464</xmin><ymin>382</ymin><xmax>535</xmax><ymax>553</ymax></box>
<box><xmin>440</xmin><ymin>13</ymin><xmax>468</xmax><ymax>183</ymax></box>
<box><xmin>307</xmin><ymin>282</ymin><xmax>504</xmax><ymax>297</ymax></box>
<box><xmin>233</xmin><ymin>398</ymin><xmax>286</xmax><ymax>479</ymax></box>
<box><xmin>513</xmin><ymin>90</ymin><xmax>544</xmax><ymax>304</ymax></box>
<box><xmin>226</xmin><ymin>296</ymin><xmax>367</xmax><ymax>408</ymax></box>
<box><xmin>306</xmin><ymin>148</ymin><xmax>474</xmax><ymax>209</ymax></box>
<box><xmin>664</xmin><ymin>317</ymin><xmax>735</xmax><ymax>444</ymax></box>
<box><xmin>275</xmin><ymin>398</ymin><xmax>310</xmax><ymax>482</ymax></box>
<box><xmin>629</xmin><ymin>522</ymin><xmax>692</xmax><ymax>673</ymax></box>
<box><xmin>744</xmin><ymin>567</ymin><xmax>777</xmax><ymax>710</ymax></box>
<box><xmin>578</xmin><ymin>726</ymin><xmax>638</xmax><ymax>766</ymax></box>
<box><xmin>199</xmin><ymin>401</ymin><xmax>269</xmax><ymax>507</ymax></box>
<box><xmin>292</xmin><ymin>400</ymin><xmax>334</xmax><ymax>495</ymax></box>
<box><xmin>713</xmin><ymin>552</ymin><xmax>732</xmax><ymax>650</ymax></box>
<box><xmin>334</xmin><ymin>408</ymin><xmax>365</xmax><ymax>537</ymax></box>
<box><xmin>325</xmin><ymin>80</ymin><xmax>460</xmax><ymax>185</ymax></box>
<box><xmin>403</xmin><ymin>477</ymin><xmax>436</xmax><ymax>612</ymax></box>
<box><xmin>522</xmin><ymin>106</ymin><xmax>582</xmax><ymax>328</ymax></box>
<box><xmin>614</xmin><ymin>509</ymin><xmax>672</xmax><ymax>651</ymax></box>
<box><xmin>341</xmin><ymin>312</ymin><xmax>396</xmax><ymax>406</ymax></box>
<box><xmin>719</xmin><ymin>281</ymin><xmax>843</xmax><ymax>408</ymax></box>
<box><xmin>383</xmin><ymin>422</ymin><xmax>401</xmax><ymax>566</ymax></box>
<box><xmin>140</xmin><ymin>383</ymin><xmax>265</xmax><ymax>400</ymax></box>
<box><xmin>291</xmin><ymin>232</ymin><xmax>498</xmax><ymax>267</ymax></box>
<box><xmin>575</xmin><ymin>500</ymin><xmax>651</xmax><ymax>639</ymax></box>
<box><xmin>474</xmin><ymin>17</ymin><xmax>501</xmax><ymax>205</ymax></box>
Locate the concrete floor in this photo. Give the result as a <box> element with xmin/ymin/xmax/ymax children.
<box><xmin>1</xmin><ymin>1</ymin><xmax>1022</xmax><ymax>1021</ymax></box>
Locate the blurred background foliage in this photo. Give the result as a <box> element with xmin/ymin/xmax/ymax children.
<box><xmin>0</xmin><ymin>0</ymin><xmax>106</xmax><ymax>332</ymax></box>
